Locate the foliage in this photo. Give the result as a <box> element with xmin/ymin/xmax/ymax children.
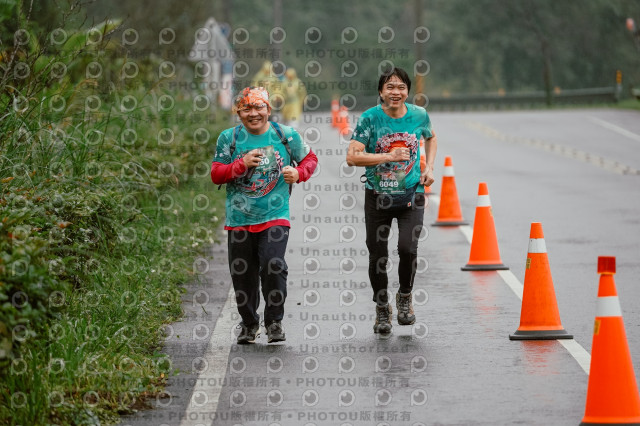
<box><xmin>0</xmin><ymin>2</ymin><xmax>227</xmax><ymax>424</ymax></box>
<box><xmin>82</xmin><ymin>0</ymin><xmax>640</xmax><ymax>101</ymax></box>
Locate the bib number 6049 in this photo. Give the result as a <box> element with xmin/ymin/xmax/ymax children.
<box><xmin>380</xmin><ymin>180</ymin><xmax>399</xmax><ymax>188</ymax></box>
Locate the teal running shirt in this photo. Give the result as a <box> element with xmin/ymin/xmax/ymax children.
<box><xmin>213</xmin><ymin>123</ymin><xmax>311</xmax><ymax>227</ymax></box>
<box><xmin>351</xmin><ymin>103</ymin><xmax>433</xmax><ymax>194</ymax></box>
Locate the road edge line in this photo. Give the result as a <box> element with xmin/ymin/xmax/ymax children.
<box><xmin>429</xmin><ymin>194</ymin><xmax>591</xmax><ymax>374</ymax></box>
<box><xmin>179</xmin><ymin>285</ymin><xmax>236</xmax><ymax>426</ymax></box>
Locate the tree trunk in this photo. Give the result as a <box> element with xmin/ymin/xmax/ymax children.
<box><xmin>414</xmin><ymin>0</ymin><xmax>425</xmax><ymax>106</ymax></box>
<box><xmin>541</xmin><ymin>38</ymin><xmax>553</xmax><ymax>106</ymax></box>
<box><xmin>220</xmin><ymin>0</ymin><xmax>232</xmax><ymax>27</ymax></box>
<box><xmin>273</xmin><ymin>0</ymin><xmax>282</xmax><ymax>60</ymax></box>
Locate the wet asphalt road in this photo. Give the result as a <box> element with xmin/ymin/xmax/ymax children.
<box><xmin>124</xmin><ymin>108</ymin><xmax>640</xmax><ymax>426</ymax></box>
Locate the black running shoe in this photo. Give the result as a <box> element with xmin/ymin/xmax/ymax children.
<box><xmin>236</xmin><ymin>322</ymin><xmax>260</xmax><ymax>344</ymax></box>
<box><xmin>265</xmin><ymin>321</ymin><xmax>286</xmax><ymax>343</ymax></box>
<box><xmin>396</xmin><ymin>292</ymin><xmax>416</xmax><ymax>325</ymax></box>
<box><xmin>373</xmin><ymin>304</ymin><xmax>393</xmax><ymax>334</ymax></box>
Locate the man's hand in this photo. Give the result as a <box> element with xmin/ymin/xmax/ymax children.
<box><xmin>243</xmin><ymin>149</ymin><xmax>263</xmax><ymax>168</ymax></box>
<box><xmin>388</xmin><ymin>147</ymin><xmax>410</xmax><ymax>162</ymax></box>
<box><xmin>282</xmin><ymin>165</ymin><xmax>299</xmax><ymax>184</ymax></box>
<box><xmin>420</xmin><ymin>167</ymin><xmax>435</xmax><ymax>186</ymax></box>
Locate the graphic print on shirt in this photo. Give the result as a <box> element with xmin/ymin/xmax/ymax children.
<box><xmin>236</xmin><ymin>145</ymin><xmax>283</xmax><ymax>198</ymax></box>
<box><xmin>373</xmin><ymin>132</ymin><xmax>418</xmax><ymax>194</ymax></box>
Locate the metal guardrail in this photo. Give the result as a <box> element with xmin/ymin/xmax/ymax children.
<box><xmin>312</xmin><ymin>86</ymin><xmax>620</xmax><ymax>112</ymax></box>
<box><xmin>425</xmin><ymin>87</ymin><xmax>619</xmax><ymax>111</ymax></box>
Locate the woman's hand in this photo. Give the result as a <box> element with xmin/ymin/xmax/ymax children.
<box><xmin>243</xmin><ymin>149</ymin><xmax>263</xmax><ymax>168</ymax></box>
<box><xmin>282</xmin><ymin>165</ymin><xmax>299</xmax><ymax>184</ymax></box>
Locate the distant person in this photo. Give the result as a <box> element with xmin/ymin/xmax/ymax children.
<box><xmin>346</xmin><ymin>67</ymin><xmax>437</xmax><ymax>334</ymax></box>
<box><xmin>251</xmin><ymin>61</ymin><xmax>284</xmax><ymax>118</ymax></box>
<box><xmin>282</xmin><ymin>68</ymin><xmax>307</xmax><ymax>127</ymax></box>
<box><xmin>189</xmin><ymin>17</ymin><xmax>235</xmax><ymax>111</ymax></box>
<box><xmin>251</xmin><ymin>61</ymin><xmax>280</xmax><ymax>96</ymax></box>
<box><xmin>211</xmin><ymin>87</ymin><xmax>318</xmax><ymax>343</ymax></box>
<box><xmin>251</xmin><ymin>61</ymin><xmax>274</xmax><ymax>88</ymax></box>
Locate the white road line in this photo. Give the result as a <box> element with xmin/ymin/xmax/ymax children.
<box><xmin>558</xmin><ymin>339</ymin><xmax>591</xmax><ymax>374</ymax></box>
<box><xmin>466</xmin><ymin>120</ymin><xmax>640</xmax><ymax>175</ymax></box>
<box><xmin>180</xmin><ymin>286</ymin><xmax>236</xmax><ymax>426</ymax></box>
<box><xmin>458</xmin><ymin>225</ymin><xmax>473</xmax><ymax>244</ymax></box>
<box><xmin>496</xmin><ymin>270</ymin><xmax>524</xmax><ymax>301</ymax></box>
<box><xmin>429</xmin><ymin>193</ymin><xmax>592</xmax><ymax>374</ymax></box>
<box><xmin>182</xmin><ymin>186</ymin><xmax>592</xmax><ymax>424</ymax></box>
<box><xmin>589</xmin><ymin>116</ymin><xmax>640</xmax><ymax>143</ymax></box>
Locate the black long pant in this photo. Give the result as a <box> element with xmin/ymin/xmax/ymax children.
<box><xmin>364</xmin><ymin>189</ymin><xmax>426</xmax><ymax>305</ymax></box>
<box><xmin>227</xmin><ymin>226</ymin><xmax>289</xmax><ymax>326</ymax></box>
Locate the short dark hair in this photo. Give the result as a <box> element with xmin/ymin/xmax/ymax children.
<box><xmin>378</xmin><ymin>67</ymin><xmax>411</xmax><ymax>94</ymax></box>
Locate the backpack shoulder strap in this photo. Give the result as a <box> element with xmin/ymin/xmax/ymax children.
<box><xmin>270</xmin><ymin>121</ymin><xmax>296</xmax><ymax>195</ymax></box>
<box><xmin>230</xmin><ymin>124</ymin><xmax>242</xmax><ymax>158</ymax></box>
<box><xmin>270</xmin><ymin>121</ymin><xmax>297</xmax><ymax>167</ymax></box>
<box><xmin>217</xmin><ymin>125</ymin><xmax>243</xmax><ymax>191</ymax></box>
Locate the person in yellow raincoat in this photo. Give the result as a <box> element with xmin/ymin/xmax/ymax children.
<box><xmin>252</xmin><ymin>61</ymin><xmax>276</xmax><ymax>89</ymax></box>
<box><xmin>252</xmin><ymin>61</ymin><xmax>285</xmax><ymax>118</ymax></box>
<box><xmin>282</xmin><ymin>68</ymin><xmax>307</xmax><ymax>126</ymax></box>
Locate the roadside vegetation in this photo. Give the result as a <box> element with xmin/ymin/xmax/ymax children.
<box><xmin>0</xmin><ymin>2</ymin><xmax>225</xmax><ymax>424</ymax></box>
<box><xmin>616</xmin><ymin>98</ymin><xmax>640</xmax><ymax>111</ymax></box>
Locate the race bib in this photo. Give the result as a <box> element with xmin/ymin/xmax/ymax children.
<box><xmin>237</xmin><ymin>145</ymin><xmax>282</xmax><ymax>198</ymax></box>
<box><xmin>371</xmin><ymin>133</ymin><xmax>417</xmax><ymax>194</ymax></box>
<box><xmin>373</xmin><ymin>165</ymin><xmax>407</xmax><ymax>194</ymax></box>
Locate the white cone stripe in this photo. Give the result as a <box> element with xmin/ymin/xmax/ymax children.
<box><xmin>476</xmin><ymin>195</ymin><xmax>491</xmax><ymax>207</ymax></box>
<box><xmin>528</xmin><ymin>238</ymin><xmax>547</xmax><ymax>253</ymax></box>
<box><xmin>596</xmin><ymin>296</ymin><xmax>622</xmax><ymax>317</ymax></box>
<box><xmin>443</xmin><ymin>166</ymin><xmax>454</xmax><ymax>177</ymax></box>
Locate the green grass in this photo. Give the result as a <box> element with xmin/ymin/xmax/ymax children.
<box><xmin>614</xmin><ymin>97</ymin><xmax>640</xmax><ymax>111</ymax></box>
<box><xmin>1</xmin><ymin>178</ymin><xmax>222</xmax><ymax>424</ymax></box>
<box><xmin>0</xmin><ymin>18</ymin><xmax>228</xmax><ymax>424</ymax></box>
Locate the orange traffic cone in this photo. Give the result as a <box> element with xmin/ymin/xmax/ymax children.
<box><xmin>580</xmin><ymin>256</ymin><xmax>640</xmax><ymax>425</ymax></box>
<box><xmin>509</xmin><ymin>223</ymin><xmax>572</xmax><ymax>340</ymax></box>
<box><xmin>419</xmin><ymin>139</ymin><xmax>434</xmax><ymax>195</ymax></box>
<box><xmin>338</xmin><ymin>106</ymin><xmax>349</xmax><ymax>133</ymax></box>
<box><xmin>432</xmin><ymin>157</ymin><xmax>466</xmax><ymax>225</ymax></box>
<box><xmin>461</xmin><ymin>182</ymin><xmax>508</xmax><ymax>271</ymax></box>
<box><xmin>331</xmin><ymin>97</ymin><xmax>339</xmax><ymax>128</ymax></box>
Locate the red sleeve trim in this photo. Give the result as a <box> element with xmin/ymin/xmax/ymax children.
<box><xmin>224</xmin><ymin>219</ymin><xmax>291</xmax><ymax>232</ymax></box>
<box><xmin>295</xmin><ymin>150</ymin><xmax>318</xmax><ymax>183</ymax></box>
<box><xmin>211</xmin><ymin>158</ymin><xmax>247</xmax><ymax>184</ymax></box>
